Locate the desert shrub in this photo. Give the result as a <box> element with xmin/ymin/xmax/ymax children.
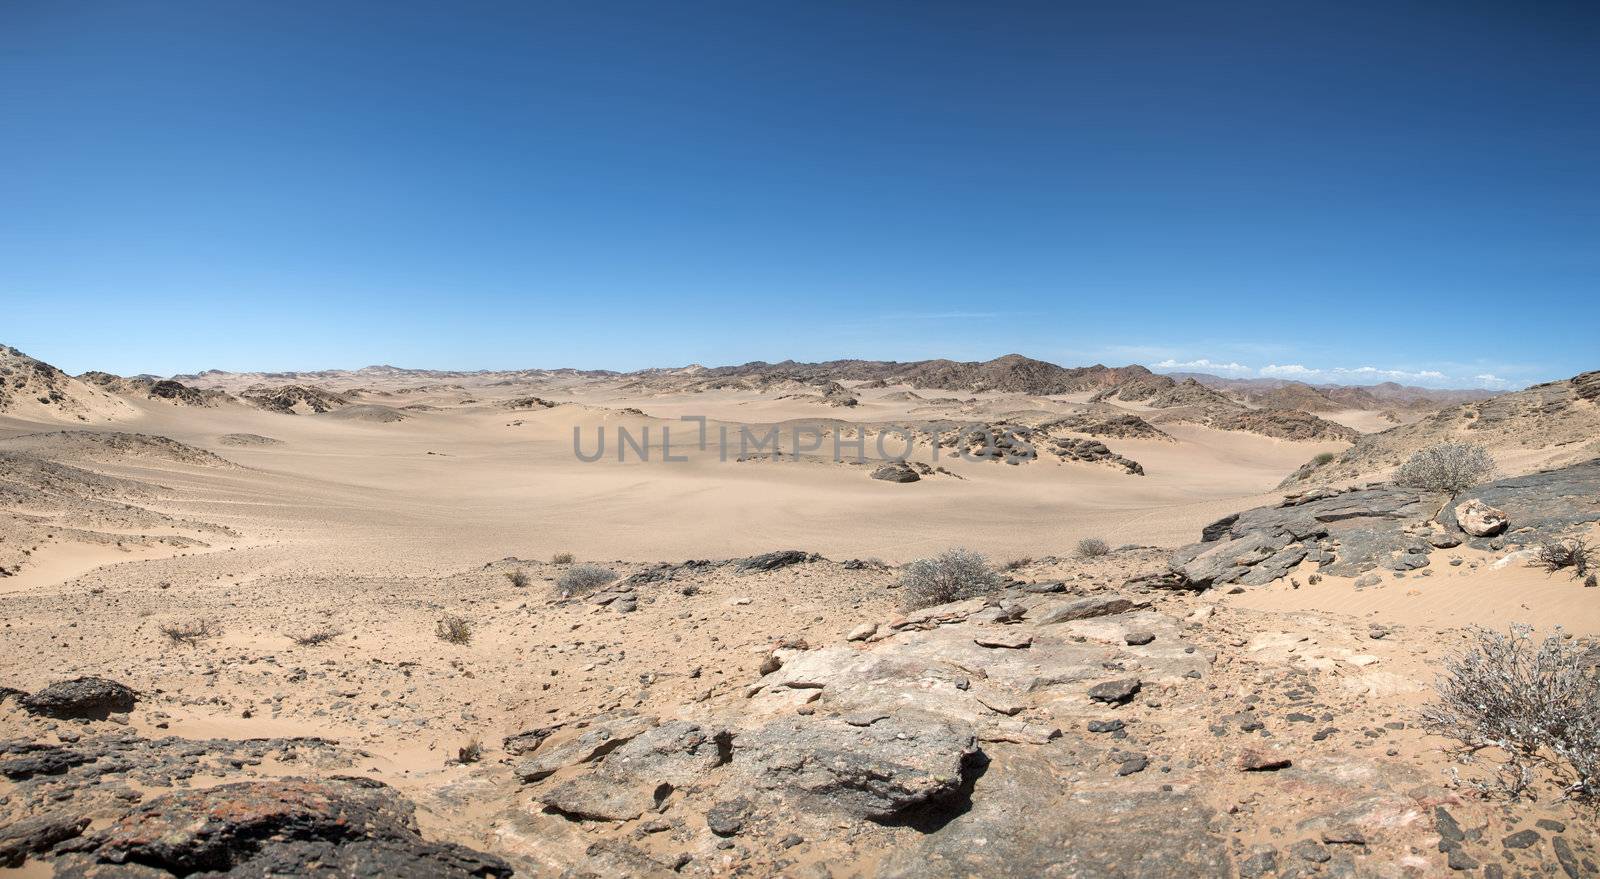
<box><xmin>1003</xmin><ymin>557</ymin><xmax>1033</xmax><ymax>571</ymax></box>
<box><xmin>1311</xmin><ymin>451</ymin><xmax>1337</xmax><ymax>466</ymax></box>
<box><xmin>455</xmin><ymin>739</ymin><xmax>482</xmax><ymax>764</ymax></box>
<box><xmin>551</xmin><ymin>551</ymin><xmax>575</xmax><ymax>565</ymax></box>
<box><xmin>505</xmin><ymin>569</ymin><xmax>530</xmax><ymax>588</ymax></box>
<box><xmin>435</xmin><ymin>614</ymin><xmax>473</xmax><ymax>645</ymax></box>
<box><xmin>1536</xmin><ymin>537</ymin><xmax>1595</xmax><ymax>579</ymax></box>
<box><xmin>1420</xmin><ymin>625</ymin><xmax>1600</xmax><ymax>800</ymax></box>
<box><xmin>557</xmin><ymin>564</ymin><xmax>617</xmax><ymax>595</ymax></box>
<box><xmin>1075</xmin><ymin>537</ymin><xmax>1111</xmax><ymax>559</ymax></box>
<box><xmin>1587</xmin><ymin>574</ymin><xmax>1598</xmax><ymax>589</ymax></box>
<box><xmin>288</xmin><ymin>628</ymin><xmax>341</xmax><ymax>646</ymax></box>
<box><xmin>160</xmin><ymin>619</ymin><xmax>221</xmax><ymax>646</ymax></box>
<box><xmin>1395</xmin><ymin>442</ymin><xmax>1495</xmax><ymax>493</ymax></box>
<box><xmin>898</xmin><ymin>547</ymin><xmax>1002</xmax><ymax>610</ymax></box>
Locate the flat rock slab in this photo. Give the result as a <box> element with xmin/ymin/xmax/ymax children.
<box><xmin>731</xmin><ymin>713</ymin><xmax>979</xmax><ymax>821</ymax></box>
<box><xmin>972</xmin><ymin>630</ymin><xmax>1032</xmax><ymax>649</ymax></box>
<box><xmin>879</xmin><ymin>751</ymin><xmax>1231</xmax><ymax>878</ymax></box>
<box><xmin>1033</xmin><ymin>594</ymin><xmax>1150</xmax><ymax>624</ymax></box>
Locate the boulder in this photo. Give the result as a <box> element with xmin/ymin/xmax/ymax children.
<box><xmin>732</xmin><ymin>714</ymin><xmax>979</xmax><ymax>820</ymax></box>
<box><xmin>1452</xmin><ymin>498</ymin><xmax>1509</xmax><ymax>537</ymax></box>
<box><xmin>870</xmin><ymin>461</ymin><xmax>921</xmax><ymax>483</ymax></box>
<box><xmin>19</xmin><ymin>677</ymin><xmax>136</xmax><ymax>720</ymax></box>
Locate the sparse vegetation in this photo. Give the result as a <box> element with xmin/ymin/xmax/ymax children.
<box><xmin>455</xmin><ymin>739</ymin><xmax>483</xmax><ymax>764</ymax></box>
<box><xmin>1535</xmin><ymin>537</ymin><xmax>1595</xmax><ymax>579</ymax></box>
<box><xmin>898</xmin><ymin>547</ymin><xmax>1002</xmax><ymax>611</ymax></box>
<box><xmin>1003</xmin><ymin>557</ymin><xmax>1033</xmax><ymax>571</ymax></box>
<box><xmin>1421</xmin><ymin>625</ymin><xmax>1600</xmax><ymax>800</ymax></box>
<box><xmin>288</xmin><ymin>627</ymin><xmax>341</xmax><ymax>646</ymax></box>
<box><xmin>160</xmin><ymin>619</ymin><xmax>221</xmax><ymax>646</ymax></box>
<box><xmin>551</xmin><ymin>551</ymin><xmax>575</xmax><ymax>565</ymax></box>
<box><xmin>1587</xmin><ymin>574</ymin><xmax>1598</xmax><ymax>589</ymax></box>
<box><xmin>435</xmin><ymin>614</ymin><xmax>473</xmax><ymax>645</ymax></box>
<box><xmin>1075</xmin><ymin>537</ymin><xmax>1111</xmax><ymax>559</ymax></box>
<box><xmin>1311</xmin><ymin>451</ymin><xmax>1337</xmax><ymax>466</ymax></box>
<box><xmin>557</xmin><ymin>564</ymin><xmax>617</xmax><ymax>595</ymax></box>
<box><xmin>1395</xmin><ymin>442</ymin><xmax>1495</xmax><ymax>493</ymax></box>
<box><xmin>505</xmin><ymin>569</ymin><xmax>530</xmax><ymax>588</ymax></box>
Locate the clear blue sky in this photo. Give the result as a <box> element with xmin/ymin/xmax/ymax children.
<box><xmin>2</xmin><ymin>2</ymin><xmax>1596</xmax><ymax>388</ymax></box>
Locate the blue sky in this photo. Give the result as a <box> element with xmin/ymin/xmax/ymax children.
<box><xmin>2</xmin><ymin>2</ymin><xmax>1596</xmax><ymax>388</ymax></box>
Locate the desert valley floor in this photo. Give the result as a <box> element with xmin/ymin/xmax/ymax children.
<box><xmin>1</xmin><ymin>348</ymin><xmax>1598</xmax><ymax>878</ymax></box>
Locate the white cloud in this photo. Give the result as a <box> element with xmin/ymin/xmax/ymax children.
<box><xmin>1154</xmin><ymin>358</ymin><xmax>1253</xmax><ymax>376</ymax></box>
<box><xmin>1154</xmin><ymin>358</ymin><xmax>1487</xmax><ymax>388</ymax></box>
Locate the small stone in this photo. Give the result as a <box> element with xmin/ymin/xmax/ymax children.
<box><xmin>1502</xmin><ymin>830</ymin><xmax>1540</xmax><ymax>849</ymax></box>
<box><xmin>1237</xmin><ymin>749</ymin><xmax>1292</xmax><ymax>771</ymax></box>
<box><xmin>1123</xmin><ymin>631</ymin><xmax>1156</xmax><ymax>646</ymax></box>
<box><xmin>845</xmin><ymin>623</ymin><xmax>877</xmax><ymax>642</ymax></box>
<box><xmin>1087</xmin><ymin>678</ymin><xmax>1141</xmax><ymax>705</ymax></box>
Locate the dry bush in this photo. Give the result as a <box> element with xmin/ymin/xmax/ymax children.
<box><xmin>1421</xmin><ymin>625</ymin><xmax>1600</xmax><ymax>800</ymax></box>
<box><xmin>435</xmin><ymin>614</ymin><xmax>473</xmax><ymax>645</ymax></box>
<box><xmin>1075</xmin><ymin>537</ymin><xmax>1111</xmax><ymax>559</ymax></box>
<box><xmin>1586</xmin><ymin>574</ymin><xmax>1598</xmax><ymax>589</ymax></box>
<box><xmin>898</xmin><ymin>547</ymin><xmax>1001</xmax><ymax>611</ymax></box>
<box><xmin>1396</xmin><ymin>442</ymin><xmax>1495</xmax><ymax>493</ymax></box>
<box><xmin>551</xmin><ymin>551</ymin><xmax>575</xmax><ymax>565</ymax></box>
<box><xmin>1536</xmin><ymin>537</ymin><xmax>1595</xmax><ymax>579</ymax></box>
<box><xmin>1311</xmin><ymin>451</ymin><xmax>1337</xmax><ymax>466</ymax></box>
<box><xmin>455</xmin><ymin>739</ymin><xmax>483</xmax><ymax>764</ymax></box>
<box><xmin>288</xmin><ymin>628</ymin><xmax>341</xmax><ymax>647</ymax></box>
<box><xmin>505</xmin><ymin>569</ymin><xmax>530</xmax><ymax>588</ymax></box>
<box><xmin>557</xmin><ymin>564</ymin><xmax>617</xmax><ymax>595</ymax></box>
<box><xmin>160</xmin><ymin>619</ymin><xmax>222</xmax><ymax>646</ymax></box>
<box><xmin>1003</xmin><ymin>557</ymin><xmax>1033</xmax><ymax>571</ymax></box>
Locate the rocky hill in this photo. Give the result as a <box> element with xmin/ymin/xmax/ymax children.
<box><xmin>0</xmin><ymin>346</ymin><xmax>136</xmax><ymax>422</ymax></box>
<box><xmin>1312</xmin><ymin>370</ymin><xmax>1600</xmax><ymax>480</ymax></box>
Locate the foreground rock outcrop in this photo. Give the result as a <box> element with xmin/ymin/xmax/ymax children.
<box><xmin>52</xmin><ymin>776</ymin><xmax>513</xmax><ymax>878</ymax></box>
<box><xmin>1168</xmin><ymin>458</ymin><xmax>1600</xmax><ymax>588</ymax></box>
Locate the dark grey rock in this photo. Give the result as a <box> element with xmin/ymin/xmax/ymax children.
<box><xmin>1088</xmin><ymin>678</ymin><xmax>1141</xmax><ymax>705</ymax></box>
<box><xmin>49</xmin><ymin>776</ymin><xmax>512</xmax><ymax>878</ymax></box>
<box><xmin>735</xmin><ymin>550</ymin><xmax>814</xmax><ymax>573</ymax></box>
<box><xmin>0</xmin><ymin>814</ymin><xmax>88</xmax><ymax>868</ymax></box>
<box><xmin>706</xmin><ymin>797</ymin><xmax>753</xmax><ymax>836</ymax></box>
<box><xmin>870</xmin><ymin>462</ymin><xmax>921</xmax><ymax>483</ymax></box>
<box><xmin>19</xmin><ymin>677</ymin><xmax>137</xmax><ymax>720</ymax></box>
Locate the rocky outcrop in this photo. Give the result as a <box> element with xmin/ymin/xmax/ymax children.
<box><xmin>870</xmin><ymin>461</ymin><xmax>922</xmax><ymax>482</ymax></box>
<box><xmin>1048</xmin><ymin>437</ymin><xmax>1145</xmax><ymax>475</ymax></box>
<box><xmin>17</xmin><ymin>677</ymin><xmax>137</xmax><ymax>720</ymax></box>
<box><xmin>51</xmin><ymin>776</ymin><xmax>513</xmax><ymax>878</ymax></box>
<box><xmin>1167</xmin><ymin>485</ymin><xmax>1438</xmax><ymax>587</ymax></box>
<box><xmin>240</xmin><ymin>384</ymin><xmax>348</xmax><ymax>415</ymax></box>
<box><xmin>1038</xmin><ymin>411</ymin><xmax>1173</xmax><ymax>441</ymax></box>
<box><xmin>1437</xmin><ymin>460</ymin><xmax>1600</xmax><ymax>542</ymax></box>
<box><xmin>1207</xmin><ymin>409</ymin><xmax>1360</xmax><ymax>442</ymax></box>
<box><xmin>1171</xmin><ymin>459</ymin><xmax>1600</xmax><ymax>588</ymax></box>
